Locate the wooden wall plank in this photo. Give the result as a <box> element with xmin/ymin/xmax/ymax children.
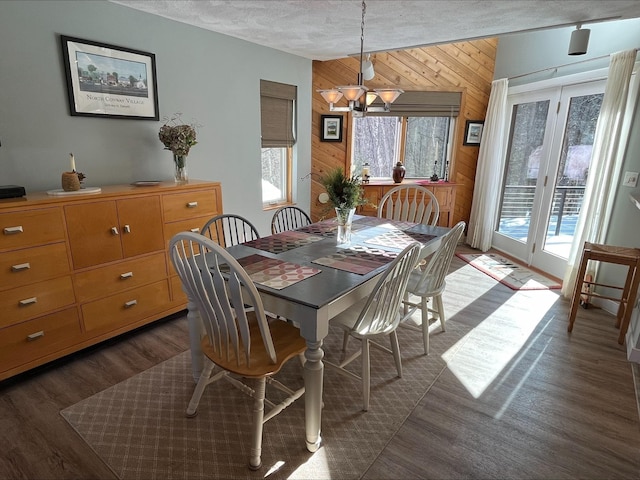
<box><xmin>311</xmin><ymin>39</ymin><xmax>498</xmax><ymax>227</ymax></box>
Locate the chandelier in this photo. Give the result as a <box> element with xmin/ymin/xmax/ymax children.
<box><xmin>317</xmin><ymin>0</ymin><xmax>403</xmax><ymax>116</ymax></box>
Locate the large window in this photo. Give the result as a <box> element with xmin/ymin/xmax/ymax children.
<box><xmin>260</xmin><ymin>80</ymin><xmax>296</xmax><ymax>207</ymax></box>
<box><xmin>352</xmin><ymin>115</ymin><xmax>454</xmax><ymax>180</ymax></box>
<box><xmin>350</xmin><ymin>91</ymin><xmax>460</xmax><ymax>180</ymax></box>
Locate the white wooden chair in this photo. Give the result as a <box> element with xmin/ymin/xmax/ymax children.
<box><xmin>201</xmin><ymin>213</ymin><xmax>260</xmax><ymax>247</ymax></box>
<box><xmin>271</xmin><ymin>206</ymin><xmax>312</xmax><ymax>234</ymax></box>
<box><xmin>377</xmin><ymin>184</ymin><xmax>440</xmax><ymax>226</ymax></box>
<box><xmin>325</xmin><ymin>242</ymin><xmax>422</xmax><ymax>411</ymax></box>
<box><xmin>400</xmin><ymin>221</ymin><xmax>465</xmax><ymax>354</ymax></box>
<box><xmin>169</xmin><ymin>232</ymin><xmax>306</xmax><ymax>470</ymax></box>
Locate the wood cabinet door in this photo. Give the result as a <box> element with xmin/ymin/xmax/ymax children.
<box><xmin>65</xmin><ymin>201</ymin><xmax>122</xmax><ymax>269</ymax></box>
<box><xmin>117</xmin><ymin>196</ymin><xmax>164</xmax><ymax>258</ymax></box>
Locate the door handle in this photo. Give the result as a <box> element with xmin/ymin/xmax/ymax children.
<box><xmin>123</xmin><ymin>224</ymin><xmax>131</xmax><ymax>234</ymax></box>
<box><xmin>111</xmin><ymin>227</ymin><xmax>119</xmax><ymax>235</ymax></box>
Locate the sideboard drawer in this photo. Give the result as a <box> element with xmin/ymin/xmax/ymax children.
<box><xmin>0</xmin><ymin>208</ymin><xmax>65</xmax><ymax>250</ymax></box>
<box><xmin>74</xmin><ymin>252</ymin><xmax>167</xmax><ymax>303</ymax></box>
<box><xmin>163</xmin><ymin>215</ymin><xmax>212</xmax><ymax>247</ymax></box>
<box><xmin>82</xmin><ymin>280</ymin><xmax>170</xmax><ymax>334</ymax></box>
<box><xmin>0</xmin><ymin>308</ymin><xmax>81</xmax><ymax>374</ymax></box>
<box><xmin>0</xmin><ymin>242</ymin><xmax>70</xmax><ymax>291</ymax></box>
<box><xmin>0</xmin><ymin>276</ymin><xmax>75</xmax><ymax>329</ymax></box>
<box><xmin>170</xmin><ymin>274</ymin><xmax>188</xmax><ymax>303</ymax></box>
<box><xmin>162</xmin><ymin>190</ymin><xmax>219</xmax><ymax>223</ymax></box>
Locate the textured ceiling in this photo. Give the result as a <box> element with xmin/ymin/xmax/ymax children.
<box><xmin>108</xmin><ymin>0</ymin><xmax>640</xmax><ymax>60</ymax></box>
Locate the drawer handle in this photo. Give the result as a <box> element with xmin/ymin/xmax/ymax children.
<box><xmin>27</xmin><ymin>331</ymin><xmax>45</xmax><ymax>341</ymax></box>
<box><xmin>11</xmin><ymin>262</ymin><xmax>31</xmax><ymax>272</ymax></box>
<box><xmin>124</xmin><ymin>300</ymin><xmax>137</xmax><ymax>308</ymax></box>
<box><xmin>190</xmin><ymin>228</ymin><xmax>200</xmax><ymax>233</ymax></box>
<box><xmin>187</xmin><ymin>201</ymin><xmax>198</xmax><ymax>208</ymax></box>
<box><xmin>3</xmin><ymin>226</ymin><xmax>24</xmax><ymax>235</ymax></box>
<box><xmin>111</xmin><ymin>227</ymin><xmax>119</xmax><ymax>235</ymax></box>
<box><xmin>120</xmin><ymin>271</ymin><xmax>134</xmax><ymax>279</ymax></box>
<box><xmin>123</xmin><ymin>224</ymin><xmax>131</xmax><ymax>234</ymax></box>
<box><xmin>19</xmin><ymin>297</ymin><xmax>37</xmax><ymax>306</ymax></box>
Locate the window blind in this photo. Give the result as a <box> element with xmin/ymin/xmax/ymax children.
<box><xmin>260</xmin><ymin>79</ymin><xmax>297</xmax><ymax>147</ymax></box>
<box><xmin>369</xmin><ymin>91</ymin><xmax>461</xmax><ymax>117</ymax></box>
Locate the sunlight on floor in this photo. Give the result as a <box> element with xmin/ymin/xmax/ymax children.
<box><xmin>287</xmin><ymin>446</ymin><xmax>330</xmax><ymax>479</ymax></box>
<box><xmin>442</xmin><ymin>289</ymin><xmax>560</xmax><ymax>399</ymax></box>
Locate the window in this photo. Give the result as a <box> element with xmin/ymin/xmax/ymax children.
<box><xmin>260</xmin><ymin>80</ymin><xmax>296</xmax><ymax>207</ymax></box>
<box><xmin>351</xmin><ymin>91</ymin><xmax>460</xmax><ymax>181</ymax></box>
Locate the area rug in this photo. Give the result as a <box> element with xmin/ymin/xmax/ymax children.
<box><xmin>455</xmin><ymin>253</ymin><xmax>561</xmax><ymax>290</ymax></box>
<box><xmin>60</xmin><ymin>319</ymin><xmax>470</xmax><ymax>480</ymax></box>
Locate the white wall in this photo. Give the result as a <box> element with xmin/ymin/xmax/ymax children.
<box><xmin>0</xmin><ymin>0</ymin><xmax>312</xmax><ymax>235</ymax></box>
<box><xmin>495</xmin><ymin>20</ymin><xmax>640</xmax><ymax>288</ymax></box>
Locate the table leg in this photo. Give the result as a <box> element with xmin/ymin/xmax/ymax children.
<box><xmin>303</xmin><ymin>339</ymin><xmax>324</xmax><ymax>452</ymax></box>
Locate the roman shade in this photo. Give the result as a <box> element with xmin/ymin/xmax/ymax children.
<box><xmin>260</xmin><ymin>79</ymin><xmax>297</xmax><ymax>147</ymax></box>
<box><xmin>369</xmin><ymin>91</ymin><xmax>461</xmax><ymax>117</ymax></box>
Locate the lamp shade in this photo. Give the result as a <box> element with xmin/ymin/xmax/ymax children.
<box><xmin>318</xmin><ymin>89</ymin><xmax>343</xmax><ymax>104</ymax></box>
<box><xmin>374</xmin><ymin>89</ymin><xmax>404</xmax><ymax>104</ymax></box>
<box><xmin>338</xmin><ymin>85</ymin><xmax>368</xmax><ymax>102</ymax></box>
<box><xmin>568</xmin><ymin>27</ymin><xmax>590</xmax><ymax>55</ymax></box>
<box><xmin>362</xmin><ymin>58</ymin><xmax>375</xmax><ymax>81</ymax></box>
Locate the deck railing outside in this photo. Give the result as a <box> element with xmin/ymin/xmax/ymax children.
<box><xmin>500</xmin><ymin>185</ymin><xmax>585</xmax><ymax>237</ymax></box>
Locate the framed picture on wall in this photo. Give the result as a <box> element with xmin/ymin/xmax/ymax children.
<box><xmin>463</xmin><ymin>120</ymin><xmax>484</xmax><ymax>146</ymax></box>
<box><xmin>320</xmin><ymin>115</ymin><xmax>343</xmax><ymax>142</ymax></box>
<box><xmin>60</xmin><ymin>35</ymin><xmax>159</xmax><ymax>120</ymax></box>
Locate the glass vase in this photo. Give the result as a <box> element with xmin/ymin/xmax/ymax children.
<box><xmin>335</xmin><ymin>207</ymin><xmax>356</xmax><ymax>244</ymax></box>
<box><xmin>174</xmin><ymin>154</ymin><xmax>188</xmax><ymax>183</ymax></box>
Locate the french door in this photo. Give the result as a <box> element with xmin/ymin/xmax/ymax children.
<box><xmin>492</xmin><ymin>80</ymin><xmax>605</xmax><ymax>279</ymax></box>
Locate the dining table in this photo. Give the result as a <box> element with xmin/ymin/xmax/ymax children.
<box><xmin>184</xmin><ymin>214</ymin><xmax>450</xmax><ymax>453</ymax></box>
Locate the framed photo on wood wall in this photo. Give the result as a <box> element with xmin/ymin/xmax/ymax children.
<box><xmin>463</xmin><ymin>120</ymin><xmax>484</xmax><ymax>146</ymax></box>
<box><xmin>60</xmin><ymin>35</ymin><xmax>159</xmax><ymax>120</ymax></box>
<box><xmin>320</xmin><ymin>115</ymin><xmax>343</xmax><ymax>142</ymax></box>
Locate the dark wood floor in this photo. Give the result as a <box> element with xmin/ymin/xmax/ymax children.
<box><xmin>1</xmin><ymin>248</ymin><xmax>639</xmax><ymax>479</ymax></box>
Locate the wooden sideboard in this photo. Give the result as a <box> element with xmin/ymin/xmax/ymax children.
<box><xmin>0</xmin><ymin>180</ymin><xmax>222</xmax><ymax>381</ymax></box>
<box><xmin>357</xmin><ymin>180</ymin><xmax>457</xmax><ymax>227</ymax></box>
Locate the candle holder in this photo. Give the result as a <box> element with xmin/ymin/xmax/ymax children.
<box><xmin>61</xmin><ymin>172</ymin><xmax>81</xmax><ymax>191</ymax></box>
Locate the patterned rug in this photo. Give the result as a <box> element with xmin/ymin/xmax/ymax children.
<box><xmin>456</xmin><ymin>253</ymin><xmax>561</xmax><ymax>290</ymax></box>
<box><xmin>60</xmin><ymin>318</ymin><xmax>470</xmax><ymax>480</ymax></box>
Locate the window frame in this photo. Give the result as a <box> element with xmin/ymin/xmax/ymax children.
<box><xmin>350</xmin><ymin>115</ymin><xmax>456</xmax><ymax>181</ymax></box>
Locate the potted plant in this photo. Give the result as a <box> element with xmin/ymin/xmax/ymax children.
<box><xmin>319</xmin><ymin>167</ymin><xmax>367</xmax><ymax>243</ymax></box>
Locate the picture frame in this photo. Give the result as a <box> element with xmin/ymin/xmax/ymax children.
<box><xmin>60</xmin><ymin>35</ymin><xmax>159</xmax><ymax>120</ymax></box>
<box><xmin>463</xmin><ymin>120</ymin><xmax>484</xmax><ymax>146</ymax></box>
<box><xmin>320</xmin><ymin>115</ymin><xmax>343</xmax><ymax>142</ymax></box>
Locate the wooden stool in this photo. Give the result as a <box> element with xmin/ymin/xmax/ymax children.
<box><xmin>568</xmin><ymin>242</ymin><xmax>640</xmax><ymax>344</ymax></box>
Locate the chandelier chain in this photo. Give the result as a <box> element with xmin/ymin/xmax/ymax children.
<box><xmin>359</xmin><ymin>0</ymin><xmax>366</xmax><ymax>84</ymax></box>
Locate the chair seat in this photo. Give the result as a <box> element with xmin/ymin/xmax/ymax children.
<box><xmin>406</xmin><ymin>269</ymin><xmax>445</xmax><ymax>298</ymax></box>
<box><xmin>331</xmin><ymin>298</ymin><xmax>400</xmax><ymax>338</ymax></box>
<box><xmin>202</xmin><ymin>315</ymin><xmax>307</xmax><ymax>378</ymax></box>
<box><xmin>568</xmin><ymin>241</ymin><xmax>640</xmax><ymax>345</ymax></box>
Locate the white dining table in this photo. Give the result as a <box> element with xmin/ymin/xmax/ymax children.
<box><xmin>184</xmin><ymin>215</ymin><xmax>449</xmax><ymax>453</ymax></box>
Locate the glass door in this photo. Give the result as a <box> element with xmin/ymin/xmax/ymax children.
<box><xmin>492</xmin><ymin>80</ymin><xmax>605</xmax><ymax>279</ymax></box>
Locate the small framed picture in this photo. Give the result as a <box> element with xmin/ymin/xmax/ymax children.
<box><xmin>463</xmin><ymin>120</ymin><xmax>484</xmax><ymax>146</ymax></box>
<box><xmin>320</xmin><ymin>115</ymin><xmax>343</xmax><ymax>142</ymax></box>
<box><xmin>60</xmin><ymin>35</ymin><xmax>159</xmax><ymax>120</ymax></box>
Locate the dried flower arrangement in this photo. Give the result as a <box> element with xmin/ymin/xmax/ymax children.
<box><xmin>158</xmin><ymin>113</ymin><xmax>198</xmax><ymax>156</ymax></box>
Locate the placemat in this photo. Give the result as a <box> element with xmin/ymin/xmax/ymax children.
<box><xmin>365</xmin><ymin>230</ymin><xmax>436</xmax><ymax>249</ymax></box>
<box><xmin>229</xmin><ymin>254</ymin><xmax>321</xmax><ymax>289</ymax></box>
<box><xmin>312</xmin><ymin>246</ymin><xmax>397</xmax><ymax>275</ymax></box>
<box><xmin>242</xmin><ymin>231</ymin><xmax>323</xmax><ymax>254</ymax></box>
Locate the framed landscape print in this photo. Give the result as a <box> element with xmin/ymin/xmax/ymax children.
<box><xmin>463</xmin><ymin>120</ymin><xmax>484</xmax><ymax>146</ymax></box>
<box><xmin>320</xmin><ymin>115</ymin><xmax>343</xmax><ymax>142</ymax></box>
<box><xmin>60</xmin><ymin>35</ymin><xmax>159</xmax><ymax>120</ymax></box>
